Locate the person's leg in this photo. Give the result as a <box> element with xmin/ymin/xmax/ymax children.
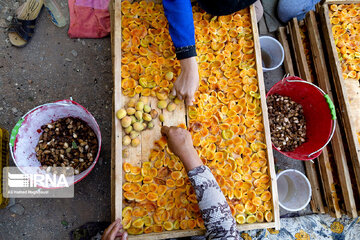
<box><xmin>277</xmin><ymin>0</ymin><xmax>320</xmax><ymax>23</ymax></box>
<box><xmin>253</xmin><ymin>0</ymin><xmax>264</xmax><ymax>22</ymax></box>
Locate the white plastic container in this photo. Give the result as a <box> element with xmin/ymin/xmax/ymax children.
<box><xmin>259</xmin><ymin>36</ymin><xmax>284</xmax><ymax>72</ymax></box>
<box><xmin>276</xmin><ymin>169</ymin><xmax>311</xmax><ymax>212</ymax></box>
<box><xmin>9</xmin><ymin>99</ymin><xmax>101</xmax><ymax>187</ymax></box>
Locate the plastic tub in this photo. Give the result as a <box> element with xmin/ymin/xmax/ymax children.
<box><xmin>9</xmin><ymin>99</ymin><xmax>101</xmax><ymax>187</ymax></box>
<box><xmin>266</xmin><ymin>76</ymin><xmax>336</xmax><ymax>161</ymax></box>
<box><xmin>277</xmin><ymin>169</ymin><xmax>311</xmax><ymax>212</ymax></box>
<box><xmin>259</xmin><ymin>36</ymin><xmax>284</xmax><ymax>72</ymax></box>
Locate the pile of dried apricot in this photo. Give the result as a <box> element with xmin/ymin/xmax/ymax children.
<box><xmin>121</xmin><ymin>1</ymin><xmax>273</xmax><ymax>234</ymax></box>
<box><xmin>329</xmin><ymin>4</ymin><xmax>360</xmax><ymax>81</ymax></box>
<box><xmin>122</xmin><ymin>128</ymin><xmax>205</xmax><ymax>235</ymax></box>
<box><xmin>121</xmin><ymin>0</ymin><xmax>180</xmax><ymax>102</ymax></box>
<box><xmin>329</xmin><ymin>4</ymin><xmax>360</xmax><ymax>144</ymax></box>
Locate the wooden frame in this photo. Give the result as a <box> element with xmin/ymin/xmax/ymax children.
<box><xmin>320</xmin><ymin>1</ymin><xmax>360</xmax><ymax>203</ymax></box>
<box><xmin>324</xmin><ymin>0</ymin><xmax>360</xmax><ymax>3</ymax></box>
<box><xmin>305</xmin><ymin>11</ymin><xmax>357</xmax><ymax>218</ymax></box>
<box><xmin>111</xmin><ymin>1</ymin><xmax>280</xmax><ymax>239</ymax></box>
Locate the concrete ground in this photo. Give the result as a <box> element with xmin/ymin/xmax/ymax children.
<box><xmin>0</xmin><ymin>1</ymin><xmax>113</xmax><ymax>239</ymax></box>
<box><xmin>0</xmin><ymin>0</ymin><xmax>309</xmax><ymax>239</ymax></box>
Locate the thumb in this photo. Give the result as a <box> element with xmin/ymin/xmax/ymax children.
<box><xmin>161</xmin><ymin>126</ymin><xmax>170</xmax><ymax>136</ymax></box>
<box><xmin>185</xmin><ymin>96</ymin><xmax>194</xmax><ymax>106</ymax></box>
<box><xmin>122</xmin><ymin>232</ymin><xmax>128</xmax><ymax>240</ymax></box>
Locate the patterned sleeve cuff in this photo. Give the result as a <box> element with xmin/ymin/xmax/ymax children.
<box><xmin>175</xmin><ymin>45</ymin><xmax>197</xmax><ymax>60</ymax></box>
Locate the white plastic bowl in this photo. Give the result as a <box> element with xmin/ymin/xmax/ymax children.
<box><xmin>259</xmin><ymin>36</ymin><xmax>284</xmax><ymax>72</ymax></box>
<box><xmin>276</xmin><ymin>169</ymin><xmax>311</xmax><ymax>212</ymax></box>
<box><xmin>9</xmin><ymin>99</ymin><xmax>102</xmax><ymax>187</ymax></box>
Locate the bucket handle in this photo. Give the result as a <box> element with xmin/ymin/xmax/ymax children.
<box><xmin>285</xmin><ymin>79</ymin><xmax>337</xmax><ymax>159</ymax></box>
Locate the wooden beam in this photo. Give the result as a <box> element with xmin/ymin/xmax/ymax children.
<box><xmin>305</xmin><ymin>10</ymin><xmax>357</xmax><ymax>218</ymax></box>
<box><xmin>288</xmin><ymin>18</ymin><xmax>312</xmax><ymax>81</ymax></box>
<box><xmin>112</xmin><ymin>0</ymin><xmax>123</xmax><ymax>221</ymax></box>
<box><xmin>250</xmin><ymin>4</ymin><xmax>280</xmax><ymax>230</ymax></box>
<box><xmin>304</xmin><ymin>162</ymin><xmax>325</xmax><ymax>213</ymax></box>
<box><xmin>325</xmin><ymin>0</ymin><xmax>360</xmax><ymax>4</ymax></box>
<box><xmin>277</xmin><ymin>27</ymin><xmax>295</xmax><ymax>75</ymax></box>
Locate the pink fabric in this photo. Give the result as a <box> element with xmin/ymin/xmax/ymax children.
<box><xmin>68</xmin><ymin>0</ymin><xmax>110</xmax><ymax>39</ymax></box>
<box><xmin>75</xmin><ymin>0</ymin><xmax>110</xmax><ymax>10</ymax></box>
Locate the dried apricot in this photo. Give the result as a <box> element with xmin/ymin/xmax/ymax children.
<box><xmin>166</xmin><ymin>179</ymin><xmax>175</xmax><ymax>188</ymax></box>
<box><xmin>261</xmin><ymin>191</ymin><xmax>272</xmax><ymax>201</ymax></box>
<box><xmin>123</xmin><ymin>162</ymin><xmax>132</xmax><ymax>173</ymax></box>
<box><xmin>122</xmin><ymin>217</ymin><xmax>132</xmax><ymax>230</ymax></box>
<box><xmin>246</xmin><ymin>215</ymin><xmax>256</xmax><ymax>224</ymax></box>
<box><xmin>147</xmin><ymin>192</ymin><xmax>159</xmax><ymax>201</ymax></box>
<box><xmin>171</xmin><ymin>171</ymin><xmax>182</xmax><ymax>180</ymax></box>
<box><xmin>265</xmin><ymin>211</ymin><xmax>273</xmax><ymax>222</ymax></box>
<box><xmin>163</xmin><ymin>221</ymin><xmax>173</xmax><ymax>231</ymax></box>
<box><xmin>236</xmin><ymin>214</ymin><xmax>246</xmax><ymax>224</ymax></box>
<box><xmin>180</xmin><ymin>220</ymin><xmax>188</xmax><ymax>230</ymax></box>
<box><xmin>135</xmin><ymin>192</ymin><xmax>146</xmax><ymax>202</ymax></box>
<box><xmin>124</xmin><ymin>192</ymin><xmax>135</xmax><ymax>201</ymax></box>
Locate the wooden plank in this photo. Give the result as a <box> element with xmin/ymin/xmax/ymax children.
<box><xmin>320</xmin><ymin>3</ymin><xmax>360</xmax><ymax>200</ymax></box>
<box><xmin>288</xmin><ymin>18</ymin><xmax>312</xmax><ymax>82</ymax></box>
<box><xmin>238</xmin><ymin>222</ymin><xmax>276</xmax><ymax>231</ymax></box>
<box><xmin>277</xmin><ymin>27</ymin><xmax>295</xmax><ymax>75</ymax></box>
<box><xmin>127</xmin><ymin>222</ymin><xmax>277</xmax><ymax>240</ymax></box>
<box><xmin>128</xmin><ymin>229</ymin><xmax>205</xmax><ymax>240</ymax></box>
<box><xmin>318</xmin><ymin>148</ymin><xmax>342</xmax><ymax>218</ymax></box>
<box><xmin>112</xmin><ymin>0</ymin><xmax>123</xmax><ymax>221</ymax></box>
<box><xmin>124</xmin><ymin>95</ymin><xmax>142</xmax><ymax>167</ymax></box>
<box><xmin>250</xmin><ymin>4</ymin><xmax>280</xmax><ymax>230</ymax></box>
<box><xmin>162</xmin><ymin>101</ymin><xmax>186</xmax><ymax>127</ymax></box>
<box><xmin>325</xmin><ymin>0</ymin><xmax>360</xmax><ymax>3</ymax></box>
<box><xmin>141</xmin><ymin>97</ymin><xmax>162</xmax><ymax>162</ymax></box>
<box><xmin>290</xmin><ymin>15</ymin><xmax>342</xmax><ymax>218</ymax></box>
<box><xmin>304</xmin><ymin>162</ymin><xmax>325</xmax><ymax>213</ymax></box>
<box><xmin>305</xmin><ymin>10</ymin><xmax>357</xmax><ymax>218</ymax></box>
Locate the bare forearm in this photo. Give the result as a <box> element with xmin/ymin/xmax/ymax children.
<box><xmin>178</xmin><ymin>148</ymin><xmax>202</xmax><ymax>172</ymax></box>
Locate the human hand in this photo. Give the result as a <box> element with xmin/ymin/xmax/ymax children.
<box><xmin>172</xmin><ymin>57</ymin><xmax>199</xmax><ymax>106</ymax></box>
<box><xmin>161</xmin><ymin>126</ymin><xmax>202</xmax><ymax>171</ymax></box>
<box><xmin>102</xmin><ymin>219</ymin><xmax>128</xmax><ymax>240</ymax></box>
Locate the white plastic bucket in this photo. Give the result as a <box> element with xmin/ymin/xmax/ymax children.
<box><xmin>9</xmin><ymin>99</ymin><xmax>102</xmax><ymax>187</ymax></box>
<box><xmin>259</xmin><ymin>36</ymin><xmax>284</xmax><ymax>72</ymax></box>
<box><xmin>276</xmin><ymin>169</ymin><xmax>311</xmax><ymax>212</ymax></box>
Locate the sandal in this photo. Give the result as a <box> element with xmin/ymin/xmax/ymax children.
<box><xmin>8</xmin><ymin>0</ymin><xmax>44</xmax><ymax>47</ymax></box>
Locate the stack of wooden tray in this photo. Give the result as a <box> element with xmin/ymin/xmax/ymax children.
<box><xmin>277</xmin><ymin>0</ymin><xmax>360</xmax><ymax>218</ymax></box>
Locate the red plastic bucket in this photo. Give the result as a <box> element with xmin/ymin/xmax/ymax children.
<box><xmin>266</xmin><ymin>76</ymin><xmax>336</xmax><ymax>161</ymax></box>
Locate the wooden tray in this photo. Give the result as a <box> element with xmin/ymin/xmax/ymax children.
<box><xmin>111</xmin><ymin>1</ymin><xmax>280</xmax><ymax>239</ymax></box>
<box><xmin>320</xmin><ymin>0</ymin><xmax>360</xmax><ymax>206</ymax></box>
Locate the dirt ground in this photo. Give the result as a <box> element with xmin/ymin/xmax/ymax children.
<box><xmin>0</xmin><ymin>0</ymin><xmax>309</xmax><ymax>239</ymax></box>
<box><xmin>0</xmin><ymin>1</ymin><xmax>113</xmax><ymax>239</ymax></box>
